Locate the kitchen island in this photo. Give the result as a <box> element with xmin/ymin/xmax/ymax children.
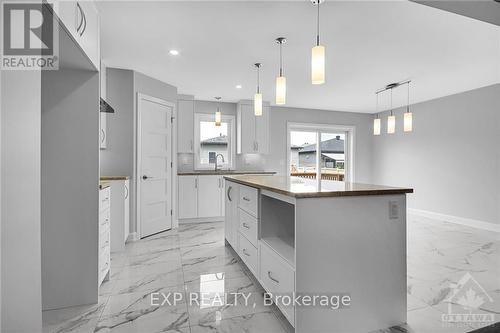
<box><xmin>223</xmin><ymin>175</ymin><xmax>413</xmax><ymax>333</ymax></box>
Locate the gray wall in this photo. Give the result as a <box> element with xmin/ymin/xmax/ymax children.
<box><xmin>101</xmin><ymin>68</ymin><xmax>178</xmax><ymax>234</ymax></box>
<box><xmin>1</xmin><ymin>70</ymin><xmax>43</xmax><ymax>332</ymax></box>
<box><xmin>41</xmin><ymin>69</ymin><xmax>100</xmax><ymax>310</ymax></box>
<box><xmin>371</xmin><ymin>84</ymin><xmax>500</xmax><ymax>225</ymax></box>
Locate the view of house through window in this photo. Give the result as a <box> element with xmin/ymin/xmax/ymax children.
<box><xmin>290</xmin><ymin>130</ymin><xmax>346</xmax><ymax>181</ymax></box>
<box><xmin>199</xmin><ymin>121</ymin><xmax>228</xmax><ymax>165</ymax></box>
<box><xmin>195</xmin><ymin>113</ymin><xmax>234</xmax><ymax>169</ymax></box>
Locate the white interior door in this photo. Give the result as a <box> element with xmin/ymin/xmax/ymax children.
<box><xmin>138</xmin><ymin>94</ymin><xmax>173</xmax><ymax>238</ymax></box>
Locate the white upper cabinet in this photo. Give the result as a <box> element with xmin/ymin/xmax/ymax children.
<box><xmin>237</xmin><ymin>100</ymin><xmax>269</xmax><ymax>154</ymax></box>
<box><xmin>51</xmin><ymin>0</ymin><xmax>100</xmax><ymax>69</ymax></box>
<box><xmin>177</xmin><ymin>98</ymin><xmax>194</xmax><ymax>153</ymax></box>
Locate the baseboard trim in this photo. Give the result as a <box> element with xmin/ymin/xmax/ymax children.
<box><xmin>179</xmin><ymin>217</ymin><xmax>224</xmax><ymax>224</ymax></box>
<box><xmin>409</xmin><ymin>208</ymin><xmax>500</xmax><ymax>233</ymax></box>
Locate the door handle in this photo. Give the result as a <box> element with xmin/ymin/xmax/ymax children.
<box><xmin>142</xmin><ymin>175</ymin><xmax>152</xmax><ymax>180</ymax></box>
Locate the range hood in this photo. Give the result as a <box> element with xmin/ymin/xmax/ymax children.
<box><xmin>100</xmin><ymin>98</ymin><xmax>115</xmax><ymax>113</ymax></box>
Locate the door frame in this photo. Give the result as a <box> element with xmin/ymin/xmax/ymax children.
<box><xmin>135</xmin><ymin>93</ymin><xmax>176</xmax><ymax>238</ymax></box>
<box><xmin>286</xmin><ymin>122</ymin><xmax>356</xmax><ymax>182</ymax></box>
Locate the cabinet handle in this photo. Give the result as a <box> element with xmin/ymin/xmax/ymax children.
<box><xmin>242</xmin><ymin>222</ymin><xmax>250</xmax><ymax>229</ymax></box>
<box><xmin>124</xmin><ymin>185</ymin><xmax>129</xmax><ymax>199</ymax></box>
<box><xmin>195</xmin><ymin>178</ymin><xmax>198</xmax><ymax>188</ymax></box>
<box><xmin>101</xmin><ymin>128</ymin><xmax>105</xmax><ymax>143</ymax></box>
<box><xmin>227</xmin><ymin>186</ymin><xmax>232</xmax><ymax>201</ymax></box>
<box><xmin>190</xmin><ymin>140</ymin><xmax>193</xmax><ymax>152</ymax></box>
<box><xmin>242</xmin><ymin>197</ymin><xmax>250</xmax><ymax>202</ymax></box>
<box><xmin>79</xmin><ymin>5</ymin><xmax>87</xmax><ymax>36</ymax></box>
<box><xmin>76</xmin><ymin>3</ymin><xmax>84</xmax><ymax>33</ymax></box>
<box><xmin>218</xmin><ymin>178</ymin><xmax>221</xmax><ymax>188</ymax></box>
<box><xmin>242</xmin><ymin>249</ymin><xmax>251</xmax><ymax>257</ymax></box>
<box><xmin>268</xmin><ymin>271</ymin><xmax>280</xmax><ymax>284</ymax></box>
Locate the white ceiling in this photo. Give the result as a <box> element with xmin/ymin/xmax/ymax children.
<box><xmin>97</xmin><ymin>1</ymin><xmax>500</xmax><ymax>113</ymax></box>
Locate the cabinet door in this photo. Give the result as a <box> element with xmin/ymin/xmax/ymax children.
<box><xmin>197</xmin><ymin>175</ymin><xmax>222</xmax><ymax>218</ymax></box>
<box><xmin>178</xmin><ymin>176</ymin><xmax>198</xmax><ymax>219</ymax></box>
<box><xmin>78</xmin><ymin>0</ymin><xmax>100</xmax><ymax>69</ymax></box>
<box><xmin>100</xmin><ymin>112</ymin><xmax>106</xmax><ymax>149</ymax></box>
<box><xmin>177</xmin><ymin>100</ymin><xmax>194</xmax><ymax>153</ymax></box>
<box><xmin>220</xmin><ymin>177</ymin><xmax>225</xmax><ymax>214</ymax></box>
<box><xmin>238</xmin><ymin>104</ymin><xmax>256</xmax><ymax>154</ymax></box>
<box><xmin>255</xmin><ymin>105</ymin><xmax>269</xmax><ymax>154</ymax></box>
<box><xmin>53</xmin><ymin>1</ymin><xmax>80</xmax><ymax>41</ymax></box>
<box><xmin>124</xmin><ymin>180</ymin><xmax>130</xmax><ymax>242</ymax></box>
<box><xmin>224</xmin><ymin>182</ymin><xmax>239</xmax><ymax>247</ymax></box>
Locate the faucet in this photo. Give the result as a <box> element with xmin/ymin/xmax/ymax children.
<box><xmin>215</xmin><ymin>154</ymin><xmax>225</xmax><ymax>171</ymax></box>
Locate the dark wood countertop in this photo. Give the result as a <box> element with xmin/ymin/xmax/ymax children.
<box><xmin>99</xmin><ymin>181</ymin><xmax>110</xmax><ymax>190</ymax></box>
<box><xmin>100</xmin><ymin>176</ymin><xmax>130</xmax><ymax>180</ymax></box>
<box><xmin>224</xmin><ymin>175</ymin><xmax>413</xmax><ymax>198</ymax></box>
<box><xmin>178</xmin><ymin>171</ymin><xmax>276</xmax><ymax>176</ymax></box>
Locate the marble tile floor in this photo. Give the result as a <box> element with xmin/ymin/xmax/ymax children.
<box><xmin>42</xmin><ymin>216</ymin><xmax>499</xmax><ymax>333</ymax></box>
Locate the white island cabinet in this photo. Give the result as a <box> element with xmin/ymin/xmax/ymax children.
<box><xmin>224</xmin><ymin>175</ymin><xmax>413</xmax><ymax>332</ymax></box>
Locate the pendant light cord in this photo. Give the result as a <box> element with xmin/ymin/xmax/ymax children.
<box><xmin>406</xmin><ymin>81</ymin><xmax>410</xmax><ymax>113</ymax></box>
<box><xmin>279</xmin><ymin>43</ymin><xmax>283</xmax><ymax>77</ymax></box>
<box><xmin>316</xmin><ymin>1</ymin><xmax>320</xmax><ymax>46</ymax></box>
<box><xmin>256</xmin><ymin>66</ymin><xmax>260</xmax><ymax>94</ymax></box>
<box><xmin>390</xmin><ymin>88</ymin><xmax>393</xmax><ymax>116</ymax></box>
<box><xmin>375</xmin><ymin>92</ymin><xmax>379</xmax><ymax>118</ymax></box>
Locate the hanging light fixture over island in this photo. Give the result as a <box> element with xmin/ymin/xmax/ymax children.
<box><xmin>311</xmin><ymin>0</ymin><xmax>325</xmax><ymax>85</ymax></box>
<box><xmin>275</xmin><ymin>37</ymin><xmax>287</xmax><ymax>105</ymax></box>
<box><xmin>254</xmin><ymin>63</ymin><xmax>263</xmax><ymax>116</ymax></box>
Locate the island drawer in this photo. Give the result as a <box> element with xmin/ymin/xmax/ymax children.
<box><xmin>238</xmin><ymin>233</ymin><xmax>258</xmax><ymax>275</ymax></box>
<box><xmin>239</xmin><ymin>208</ymin><xmax>258</xmax><ymax>246</ymax></box>
<box><xmin>260</xmin><ymin>242</ymin><xmax>295</xmax><ymax>325</ymax></box>
<box><xmin>239</xmin><ymin>185</ymin><xmax>258</xmax><ymax>217</ymax></box>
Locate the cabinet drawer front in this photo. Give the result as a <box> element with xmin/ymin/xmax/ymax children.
<box><xmin>239</xmin><ymin>209</ymin><xmax>258</xmax><ymax>246</ymax></box>
<box><xmin>238</xmin><ymin>233</ymin><xmax>258</xmax><ymax>275</ymax></box>
<box><xmin>239</xmin><ymin>185</ymin><xmax>258</xmax><ymax>217</ymax></box>
<box><xmin>99</xmin><ymin>187</ymin><xmax>111</xmax><ymax>212</ymax></box>
<box><xmin>260</xmin><ymin>242</ymin><xmax>295</xmax><ymax>325</ymax></box>
<box><xmin>260</xmin><ymin>242</ymin><xmax>295</xmax><ymax>293</ymax></box>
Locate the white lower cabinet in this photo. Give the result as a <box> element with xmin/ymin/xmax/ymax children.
<box><xmin>225</xmin><ymin>181</ymin><xmax>295</xmax><ymax>327</ymax></box>
<box><xmin>178</xmin><ymin>175</ymin><xmax>225</xmax><ymax>219</ymax></box>
<box><xmin>260</xmin><ymin>241</ymin><xmax>295</xmax><ymax>325</ymax></box>
<box><xmin>197</xmin><ymin>175</ymin><xmax>222</xmax><ymax>218</ymax></box>
<box><xmin>98</xmin><ymin>186</ymin><xmax>111</xmax><ymax>286</ymax></box>
<box><xmin>101</xmin><ymin>178</ymin><xmax>130</xmax><ymax>252</ymax></box>
<box><xmin>224</xmin><ymin>181</ymin><xmax>239</xmax><ymax>247</ymax></box>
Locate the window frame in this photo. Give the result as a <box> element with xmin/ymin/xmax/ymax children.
<box><xmin>286</xmin><ymin>122</ymin><xmax>356</xmax><ymax>182</ymax></box>
<box><xmin>194</xmin><ymin>113</ymin><xmax>235</xmax><ymax>170</ymax></box>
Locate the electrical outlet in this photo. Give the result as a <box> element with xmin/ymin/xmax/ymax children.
<box><xmin>389</xmin><ymin>201</ymin><xmax>399</xmax><ymax>220</ymax></box>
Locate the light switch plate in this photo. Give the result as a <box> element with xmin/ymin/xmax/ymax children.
<box><xmin>389</xmin><ymin>201</ymin><xmax>399</xmax><ymax>220</ymax></box>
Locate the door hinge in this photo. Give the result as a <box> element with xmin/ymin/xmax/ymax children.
<box><xmin>170</xmin><ymin>209</ymin><xmax>173</xmax><ymax>216</ymax></box>
<box><xmin>171</xmin><ymin>116</ymin><xmax>175</xmax><ymax>123</ymax></box>
<box><xmin>171</xmin><ymin>162</ymin><xmax>173</xmax><ymax>167</ymax></box>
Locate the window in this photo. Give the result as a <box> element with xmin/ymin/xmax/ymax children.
<box><xmin>194</xmin><ymin>113</ymin><xmax>235</xmax><ymax>170</ymax></box>
<box><xmin>287</xmin><ymin>123</ymin><xmax>355</xmax><ymax>182</ymax></box>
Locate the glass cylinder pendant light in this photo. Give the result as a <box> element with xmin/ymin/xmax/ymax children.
<box><xmin>404</xmin><ymin>82</ymin><xmax>413</xmax><ymax>132</ymax></box>
<box><xmin>214</xmin><ymin>97</ymin><xmax>222</xmax><ymax>126</ymax></box>
<box><xmin>254</xmin><ymin>63</ymin><xmax>263</xmax><ymax>116</ymax></box>
<box><xmin>275</xmin><ymin>37</ymin><xmax>287</xmax><ymax>105</ymax></box>
<box><xmin>387</xmin><ymin>88</ymin><xmax>396</xmax><ymax>134</ymax></box>
<box><xmin>311</xmin><ymin>0</ymin><xmax>325</xmax><ymax>85</ymax></box>
<box><xmin>373</xmin><ymin>93</ymin><xmax>381</xmax><ymax>135</ymax></box>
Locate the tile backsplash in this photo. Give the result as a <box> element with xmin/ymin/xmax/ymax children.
<box><xmin>177</xmin><ymin>153</ymin><xmax>268</xmax><ymax>172</ymax></box>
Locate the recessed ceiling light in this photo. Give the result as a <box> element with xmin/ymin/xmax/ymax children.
<box><xmin>235</xmin><ymin>85</ymin><xmax>242</xmax><ymax>89</ymax></box>
<box><xmin>169</xmin><ymin>49</ymin><xmax>179</xmax><ymax>56</ymax></box>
